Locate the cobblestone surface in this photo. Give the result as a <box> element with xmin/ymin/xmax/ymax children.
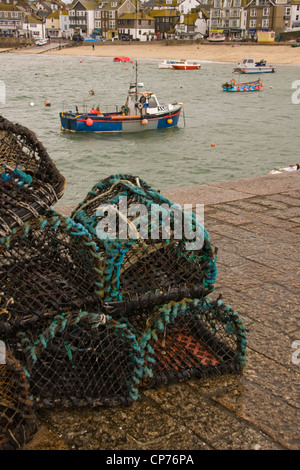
<box><xmin>24</xmin><ymin>171</ymin><xmax>300</xmax><ymax>451</ymax></box>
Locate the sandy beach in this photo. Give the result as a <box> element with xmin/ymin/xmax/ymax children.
<box><xmin>33</xmin><ymin>42</ymin><xmax>300</xmax><ymax>65</ymax></box>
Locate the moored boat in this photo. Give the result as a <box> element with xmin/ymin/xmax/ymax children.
<box><xmin>233</xmin><ymin>58</ymin><xmax>275</xmax><ymax>74</ymax></box>
<box><xmin>158</xmin><ymin>59</ymin><xmax>201</xmax><ymax>70</ymax></box>
<box><xmin>60</xmin><ymin>63</ymin><xmax>183</xmax><ymax>134</ymax></box>
<box><xmin>172</xmin><ymin>60</ymin><xmax>201</xmax><ymax>70</ymax></box>
<box><xmin>35</xmin><ymin>38</ymin><xmax>49</xmax><ymax>46</ymax></box>
<box><xmin>222</xmin><ymin>78</ymin><xmax>263</xmax><ymax>92</ymax></box>
<box><xmin>269</xmin><ymin>164</ymin><xmax>300</xmax><ymax>174</ymax></box>
<box><xmin>207</xmin><ymin>33</ymin><xmax>225</xmax><ymax>42</ymax></box>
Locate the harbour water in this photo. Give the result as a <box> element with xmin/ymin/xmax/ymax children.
<box><xmin>0</xmin><ymin>53</ymin><xmax>299</xmax><ymax>205</ymax></box>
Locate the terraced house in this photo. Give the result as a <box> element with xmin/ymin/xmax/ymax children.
<box><xmin>147</xmin><ymin>8</ymin><xmax>180</xmax><ymax>38</ymax></box>
<box><xmin>209</xmin><ymin>0</ymin><xmax>247</xmax><ymax>40</ymax></box>
<box><xmin>0</xmin><ymin>4</ymin><xmax>23</xmax><ymax>37</ymax></box>
<box><xmin>46</xmin><ymin>9</ymin><xmax>71</xmax><ymax>37</ymax></box>
<box><xmin>95</xmin><ymin>0</ymin><xmax>138</xmax><ymax>40</ymax></box>
<box><xmin>117</xmin><ymin>11</ymin><xmax>156</xmax><ymax>40</ymax></box>
<box><xmin>69</xmin><ymin>0</ymin><xmax>96</xmax><ymax>36</ymax></box>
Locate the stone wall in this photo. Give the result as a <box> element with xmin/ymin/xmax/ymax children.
<box><xmin>0</xmin><ymin>37</ymin><xmax>34</xmax><ymax>48</ymax></box>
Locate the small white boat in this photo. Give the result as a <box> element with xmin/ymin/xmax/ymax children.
<box><xmin>269</xmin><ymin>164</ymin><xmax>299</xmax><ymax>174</ymax></box>
<box><xmin>207</xmin><ymin>33</ymin><xmax>225</xmax><ymax>42</ymax></box>
<box><xmin>234</xmin><ymin>58</ymin><xmax>275</xmax><ymax>74</ymax></box>
<box><xmin>158</xmin><ymin>59</ymin><xmax>201</xmax><ymax>70</ymax></box>
<box><xmin>35</xmin><ymin>38</ymin><xmax>49</xmax><ymax>46</ymax></box>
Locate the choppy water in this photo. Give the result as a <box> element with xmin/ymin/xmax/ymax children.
<box><xmin>0</xmin><ymin>53</ymin><xmax>299</xmax><ymax>205</ymax></box>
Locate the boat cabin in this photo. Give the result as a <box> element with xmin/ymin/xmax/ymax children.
<box><xmin>124</xmin><ymin>84</ymin><xmax>167</xmax><ymax>116</ymax></box>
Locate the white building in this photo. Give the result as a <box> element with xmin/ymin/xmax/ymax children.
<box><xmin>178</xmin><ymin>0</ymin><xmax>203</xmax><ymax>14</ymax></box>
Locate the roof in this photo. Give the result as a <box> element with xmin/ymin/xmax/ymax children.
<box><xmin>47</xmin><ymin>10</ymin><xmax>60</xmax><ymax>18</ymax></box>
<box><xmin>72</xmin><ymin>0</ymin><xmax>97</xmax><ymax>9</ymax></box>
<box><xmin>183</xmin><ymin>12</ymin><xmax>198</xmax><ymax>25</ymax></box>
<box><xmin>0</xmin><ymin>4</ymin><xmax>22</xmax><ymax>11</ymax></box>
<box><xmin>27</xmin><ymin>14</ymin><xmax>43</xmax><ymax>23</ymax></box>
<box><xmin>118</xmin><ymin>12</ymin><xmax>155</xmax><ymax>20</ymax></box>
<box><xmin>148</xmin><ymin>8</ymin><xmax>179</xmax><ymax>16</ymax></box>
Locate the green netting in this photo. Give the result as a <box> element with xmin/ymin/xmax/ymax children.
<box><xmin>0</xmin><ymin>115</ymin><xmax>65</xmax><ymax>237</ymax></box>
<box><xmin>0</xmin><ymin>143</ymin><xmax>247</xmax><ymax>450</ymax></box>
<box><xmin>72</xmin><ymin>174</ymin><xmax>218</xmax><ymax>304</ymax></box>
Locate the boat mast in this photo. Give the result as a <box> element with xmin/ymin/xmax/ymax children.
<box><xmin>135</xmin><ymin>60</ymin><xmax>138</xmax><ymax>103</ymax></box>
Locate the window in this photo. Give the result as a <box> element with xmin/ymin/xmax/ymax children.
<box><xmin>230</xmin><ymin>19</ymin><xmax>239</xmax><ymax>27</ymax></box>
<box><xmin>249</xmin><ymin>19</ymin><xmax>256</xmax><ymax>27</ymax></box>
<box><xmin>233</xmin><ymin>0</ymin><xmax>241</xmax><ymax>6</ymax></box>
<box><xmin>262</xmin><ymin>19</ymin><xmax>269</xmax><ymax>27</ymax></box>
<box><xmin>214</xmin><ymin>0</ymin><xmax>221</xmax><ymax>7</ymax></box>
<box><xmin>231</xmin><ymin>9</ymin><xmax>239</xmax><ymax>17</ymax></box>
<box><xmin>212</xmin><ymin>10</ymin><xmax>220</xmax><ymax>18</ymax></box>
<box><xmin>263</xmin><ymin>7</ymin><xmax>270</xmax><ymax>16</ymax></box>
<box><xmin>223</xmin><ymin>0</ymin><xmax>231</xmax><ymax>7</ymax></box>
<box><xmin>250</xmin><ymin>9</ymin><xmax>256</xmax><ymax>17</ymax></box>
<box><xmin>285</xmin><ymin>7</ymin><xmax>291</xmax><ymax>15</ymax></box>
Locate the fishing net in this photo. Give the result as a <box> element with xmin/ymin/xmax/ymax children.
<box><xmin>6</xmin><ymin>311</ymin><xmax>143</xmax><ymax>409</ymax></box>
<box><xmin>0</xmin><ymin>115</ymin><xmax>65</xmax><ymax>236</ymax></box>
<box><xmin>72</xmin><ymin>174</ymin><xmax>218</xmax><ymax>303</ymax></box>
<box><xmin>136</xmin><ymin>297</ymin><xmax>247</xmax><ymax>388</ymax></box>
<box><xmin>0</xmin><ymin>210</ymin><xmax>102</xmax><ymax>334</ymax></box>
<box><xmin>0</xmin><ymin>350</ymin><xmax>37</xmax><ymax>450</ymax></box>
<box><xmin>71</xmin><ymin>174</ymin><xmax>247</xmax><ymax>388</ymax></box>
<box><xmin>0</xmin><ymin>164</ymin><xmax>247</xmax><ymax>450</ymax></box>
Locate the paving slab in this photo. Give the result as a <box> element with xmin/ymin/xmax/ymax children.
<box><xmin>23</xmin><ymin>171</ymin><xmax>300</xmax><ymax>451</ymax></box>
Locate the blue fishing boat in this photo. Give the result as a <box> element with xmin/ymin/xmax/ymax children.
<box><xmin>60</xmin><ymin>63</ymin><xmax>183</xmax><ymax>134</ymax></box>
<box><xmin>222</xmin><ymin>78</ymin><xmax>263</xmax><ymax>92</ymax></box>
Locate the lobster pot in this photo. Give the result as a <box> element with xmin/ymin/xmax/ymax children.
<box><xmin>0</xmin><ymin>115</ymin><xmax>65</xmax><ymax>236</ymax></box>
<box><xmin>13</xmin><ymin>312</ymin><xmax>143</xmax><ymax>409</ymax></box>
<box><xmin>137</xmin><ymin>298</ymin><xmax>248</xmax><ymax>388</ymax></box>
<box><xmin>72</xmin><ymin>174</ymin><xmax>218</xmax><ymax>305</ymax></box>
<box><xmin>0</xmin><ymin>211</ymin><xmax>103</xmax><ymax>334</ymax></box>
<box><xmin>0</xmin><ymin>351</ymin><xmax>37</xmax><ymax>450</ymax></box>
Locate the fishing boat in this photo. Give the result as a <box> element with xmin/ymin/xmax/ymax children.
<box><xmin>60</xmin><ymin>63</ymin><xmax>183</xmax><ymax>133</ymax></box>
<box><xmin>222</xmin><ymin>78</ymin><xmax>263</xmax><ymax>92</ymax></box>
<box><xmin>158</xmin><ymin>59</ymin><xmax>201</xmax><ymax>70</ymax></box>
<box><xmin>233</xmin><ymin>58</ymin><xmax>275</xmax><ymax>74</ymax></box>
<box><xmin>269</xmin><ymin>164</ymin><xmax>300</xmax><ymax>174</ymax></box>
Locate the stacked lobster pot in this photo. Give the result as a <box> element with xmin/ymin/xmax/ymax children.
<box><xmin>0</xmin><ymin>116</ymin><xmax>247</xmax><ymax>450</ymax></box>
<box><xmin>72</xmin><ymin>174</ymin><xmax>248</xmax><ymax>390</ymax></box>
<box><xmin>0</xmin><ymin>119</ymin><xmax>142</xmax><ymax>450</ymax></box>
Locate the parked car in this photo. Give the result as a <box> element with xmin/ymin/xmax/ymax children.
<box><xmin>72</xmin><ymin>34</ymin><xmax>84</xmax><ymax>42</ymax></box>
